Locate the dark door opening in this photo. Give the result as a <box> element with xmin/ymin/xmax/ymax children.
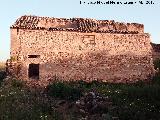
<box><xmin>28</xmin><ymin>64</ymin><xmax>39</xmax><ymax>79</ymax></box>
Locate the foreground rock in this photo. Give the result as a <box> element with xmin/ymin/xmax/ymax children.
<box><xmin>76</xmin><ymin>91</ymin><xmax>119</xmax><ymax>120</ymax></box>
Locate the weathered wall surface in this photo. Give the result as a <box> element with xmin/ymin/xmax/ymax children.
<box><xmin>11</xmin><ymin>29</ymin><xmax>19</xmax><ymax>57</ymax></box>
<box><xmin>9</xmin><ymin>28</ymin><xmax>154</xmax><ymax>84</ymax></box>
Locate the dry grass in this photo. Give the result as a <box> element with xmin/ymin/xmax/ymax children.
<box><xmin>0</xmin><ymin>62</ymin><xmax>5</xmax><ymax>71</ymax></box>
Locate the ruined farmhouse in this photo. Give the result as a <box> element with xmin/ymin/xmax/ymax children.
<box><xmin>7</xmin><ymin>15</ymin><xmax>155</xmax><ymax>85</ymax></box>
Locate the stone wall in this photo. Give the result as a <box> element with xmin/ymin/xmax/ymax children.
<box><xmin>10</xmin><ymin>28</ymin><xmax>154</xmax><ymax>84</ymax></box>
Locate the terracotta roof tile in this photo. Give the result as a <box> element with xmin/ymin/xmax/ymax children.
<box><xmin>11</xmin><ymin>15</ymin><xmax>144</xmax><ymax>34</ymax></box>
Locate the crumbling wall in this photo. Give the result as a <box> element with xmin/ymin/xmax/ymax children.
<box><xmin>6</xmin><ymin>59</ymin><xmax>21</xmax><ymax>77</ymax></box>
<box><xmin>11</xmin><ymin>16</ymin><xmax>144</xmax><ymax>34</ymax></box>
<box><xmin>10</xmin><ymin>29</ymin><xmax>19</xmax><ymax>57</ymax></box>
<box><xmin>11</xmin><ymin>28</ymin><xmax>154</xmax><ymax>84</ymax></box>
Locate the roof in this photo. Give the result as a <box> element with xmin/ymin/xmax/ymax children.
<box><xmin>11</xmin><ymin>15</ymin><xmax>144</xmax><ymax>34</ymax></box>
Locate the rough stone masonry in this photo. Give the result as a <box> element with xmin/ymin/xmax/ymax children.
<box><xmin>6</xmin><ymin>15</ymin><xmax>155</xmax><ymax>85</ymax></box>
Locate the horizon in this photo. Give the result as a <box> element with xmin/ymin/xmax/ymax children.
<box><xmin>0</xmin><ymin>0</ymin><xmax>160</xmax><ymax>61</ymax></box>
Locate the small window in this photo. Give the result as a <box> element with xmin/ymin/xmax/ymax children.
<box><xmin>83</xmin><ymin>35</ymin><xmax>96</xmax><ymax>45</ymax></box>
<box><xmin>28</xmin><ymin>55</ymin><xmax>40</xmax><ymax>58</ymax></box>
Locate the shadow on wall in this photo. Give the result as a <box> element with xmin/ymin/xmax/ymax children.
<box><xmin>34</xmin><ymin>50</ymin><xmax>154</xmax><ymax>84</ymax></box>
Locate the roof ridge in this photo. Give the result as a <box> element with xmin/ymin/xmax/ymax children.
<box><xmin>10</xmin><ymin>15</ymin><xmax>144</xmax><ymax>34</ymax></box>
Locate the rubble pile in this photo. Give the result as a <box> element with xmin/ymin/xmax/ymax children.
<box><xmin>75</xmin><ymin>92</ymin><xmax>118</xmax><ymax>119</ymax></box>
<box><xmin>6</xmin><ymin>59</ymin><xmax>18</xmax><ymax>77</ymax></box>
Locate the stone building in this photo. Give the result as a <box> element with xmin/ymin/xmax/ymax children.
<box><xmin>7</xmin><ymin>15</ymin><xmax>155</xmax><ymax>85</ymax></box>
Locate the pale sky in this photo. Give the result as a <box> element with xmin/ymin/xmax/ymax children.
<box><xmin>0</xmin><ymin>0</ymin><xmax>160</xmax><ymax>61</ymax></box>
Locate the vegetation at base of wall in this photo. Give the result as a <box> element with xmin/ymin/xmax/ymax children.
<box><xmin>0</xmin><ymin>78</ymin><xmax>63</xmax><ymax>120</ymax></box>
<box><xmin>0</xmin><ymin>71</ymin><xmax>6</xmax><ymax>83</ymax></box>
<box><xmin>153</xmin><ymin>58</ymin><xmax>160</xmax><ymax>69</ymax></box>
<box><xmin>97</xmin><ymin>83</ymin><xmax>160</xmax><ymax>120</ymax></box>
<box><xmin>0</xmin><ymin>62</ymin><xmax>6</xmax><ymax>85</ymax></box>
<box><xmin>0</xmin><ymin>59</ymin><xmax>160</xmax><ymax>120</ymax></box>
<box><xmin>152</xmin><ymin>58</ymin><xmax>160</xmax><ymax>85</ymax></box>
<box><xmin>45</xmin><ymin>79</ymin><xmax>160</xmax><ymax>120</ymax></box>
<box><xmin>46</xmin><ymin>81</ymin><xmax>83</xmax><ymax>101</ymax></box>
<box><xmin>152</xmin><ymin>72</ymin><xmax>160</xmax><ymax>85</ymax></box>
<box><xmin>0</xmin><ymin>78</ymin><xmax>160</xmax><ymax>120</ymax></box>
<box><xmin>10</xmin><ymin>56</ymin><xmax>17</xmax><ymax>61</ymax></box>
<box><xmin>0</xmin><ymin>62</ymin><xmax>5</xmax><ymax>70</ymax></box>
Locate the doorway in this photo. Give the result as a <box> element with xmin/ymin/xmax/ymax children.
<box><xmin>28</xmin><ymin>64</ymin><xmax>39</xmax><ymax>79</ymax></box>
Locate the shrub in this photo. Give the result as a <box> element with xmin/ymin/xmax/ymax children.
<box><xmin>11</xmin><ymin>78</ymin><xmax>24</xmax><ymax>88</ymax></box>
<box><xmin>101</xmin><ymin>84</ymin><xmax>160</xmax><ymax>120</ymax></box>
<box><xmin>0</xmin><ymin>71</ymin><xmax>6</xmax><ymax>79</ymax></box>
<box><xmin>0</xmin><ymin>71</ymin><xmax>6</xmax><ymax>85</ymax></box>
<box><xmin>46</xmin><ymin>82</ymin><xmax>82</xmax><ymax>101</ymax></box>
<box><xmin>0</xmin><ymin>79</ymin><xmax>62</xmax><ymax>120</ymax></box>
<box><xmin>153</xmin><ymin>58</ymin><xmax>160</xmax><ymax>69</ymax></box>
<box><xmin>152</xmin><ymin>58</ymin><xmax>160</xmax><ymax>85</ymax></box>
<box><xmin>152</xmin><ymin>73</ymin><xmax>160</xmax><ymax>85</ymax></box>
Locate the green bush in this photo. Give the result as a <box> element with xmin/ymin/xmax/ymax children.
<box><xmin>153</xmin><ymin>59</ymin><xmax>160</xmax><ymax>69</ymax></box>
<box><xmin>47</xmin><ymin>82</ymin><xmax>82</xmax><ymax>101</ymax></box>
<box><xmin>0</xmin><ymin>79</ymin><xmax>62</xmax><ymax>120</ymax></box>
<box><xmin>1</xmin><ymin>78</ymin><xmax>160</xmax><ymax>120</ymax></box>
<box><xmin>0</xmin><ymin>71</ymin><xmax>6</xmax><ymax>85</ymax></box>
<box><xmin>11</xmin><ymin>78</ymin><xmax>24</xmax><ymax>88</ymax></box>
<box><xmin>99</xmin><ymin>83</ymin><xmax>160</xmax><ymax>120</ymax></box>
<box><xmin>152</xmin><ymin>73</ymin><xmax>160</xmax><ymax>85</ymax></box>
<box><xmin>152</xmin><ymin>58</ymin><xmax>160</xmax><ymax>85</ymax></box>
<box><xmin>0</xmin><ymin>71</ymin><xmax>6</xmax><ymax>79</ymax></box>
